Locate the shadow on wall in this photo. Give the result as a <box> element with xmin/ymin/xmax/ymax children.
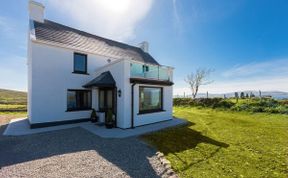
<box><xmin>0</xmin><ymin>126</ymin><xmax>163</xmax><ymax>178</ymax></box>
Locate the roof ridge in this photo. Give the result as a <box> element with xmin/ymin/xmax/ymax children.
<box><xmin>33</xmin><ymin>19</ymin><xmax>159</xmax><ymax>65</ymax></box>
<box><xmin>44</xmin><ymin>19</ymin><xmax>142</xmax><ymax>51</ymax></box>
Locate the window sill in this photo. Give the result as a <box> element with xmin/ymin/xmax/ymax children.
<box><xmin>66</xmin><ymin>108</ymin><xmax>92</xmax><ymax>112</ymax></box>
<box><xmin>72</xmin><ymin>72</ymin><xmax>90</xmax><ymax>75</ymax></box>
<box><xmin>138</xmin><ymin>109</ymin><xmax>166</xmax><ymax>115</ymax></box>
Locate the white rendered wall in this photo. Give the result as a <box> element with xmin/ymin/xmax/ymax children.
<box><xmin>119</xmin><ymin>61</ymin><xmax>173</xmax><ymax>128</ymax></box>
<box><xmin>29</xmin><ymin>42</ymin><xmax>117</xmax><ymax>124</ymax></box>
<box><xmin>27</xmin><ymin>36</ymin><xmax>32</xmax><ymax>122</ymax></box>
<box><xmin>29</xmin><ymin>41</ymin><xmax>173</xmax><ymax>128</ymax></box>
<box><xmin>132</xmin><ymin>84</ymin><xmax>173</xmax><ymax>127</ymax></box>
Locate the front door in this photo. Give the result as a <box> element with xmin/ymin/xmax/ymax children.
<box><xmin>99</xmin><ymin>88</ymin><xmax>114</xmax><ymax>113</ymax></box>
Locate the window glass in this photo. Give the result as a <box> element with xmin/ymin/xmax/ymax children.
<box><xmin>67</xmin><ymin>91</ymin><xmax>76</xmax><ymax>109</ymax></box>
<box><xmin>67</xmin><ymin>90</ymin><xmax>91</xmax><ymax>110</ymax></box>
<box><xmin>107</xmin><ymin>90</ymin><xmax>113</xmax><ymax>108</ymax></box>
<box><xmin>99</xmin><ymin>89</ymin><xmax>113</xmax><ymax>111</ymax></box>
<box><xmin>99</xmin><ymin>90</ymin><xmax>105</xmax><ymax>109</ymax></box>
<box><xmin>74</xmin><ymin>53</ymin><xmax>87</xmax><ymax>73</ymax></box>
<box><xmin>139</xmin><ymin>87</ymin><xmax>162</xmax><ymax>113</ymax></box>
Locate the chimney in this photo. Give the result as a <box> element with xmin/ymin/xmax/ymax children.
<box><xmin>138</xmin><ymin>41</ymin><xmax>149</xmax><ymax>53</ymax></box>
<box><xmin>28</xmin><ymin>0</ymin><xmax>45</xmax><ymax>23</ymax></box>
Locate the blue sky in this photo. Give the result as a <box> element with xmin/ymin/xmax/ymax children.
<box><xmin>0</xmin><ymin>0</ymin><xmax>288</xmax><ymax>94</ymax></box>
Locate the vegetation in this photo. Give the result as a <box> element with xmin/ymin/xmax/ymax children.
<box><xmin>173</xmin><ymin>97</ymin><xmax>288</xmax><ymax>114</ymax></box>
<box><xmin>0</xmin><ymin>89</ymin><xmax>27</xmax><ymax>105</ymax></box>
<box><xmin>0</xmin><ymin>89</ymin><xmax>27</xmax><ymax>112</ymax></box>
<box><xmin>142</xmin><ymin>107</ymin><xmax>288</xmax><ymax>178</ymax></box>
<box><xmin>0</xmin><ymin>112</ymin><xmax>27</xmax><ymax>125</ymax></box>
<box><xmin>184</xmin><ymin>68</ymin><xmax>213</xmax><ymax>98</ymax></box>
<box><xmin>0</xmin><ymin>89</ymin><xmax>27</xmax><ymax>125</ymax></box>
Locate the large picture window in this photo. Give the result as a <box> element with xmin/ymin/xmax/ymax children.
<box><xmin>139</xmin><ymin>86</ymin><xmax>163</xmax><ymax>114</ymax></box>
<box><xmin>73</xmin><ymin>53</ymin><xmax>87</xmax><ymax>74</ymax></box>
<box><xmin>67</xmin><ymin>89</ymin><xmax>91</xmax><ymax>111</ymax></box>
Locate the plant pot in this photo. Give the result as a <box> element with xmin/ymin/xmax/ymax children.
<box><xmin>105</xmin><ymin>122</ymin><xmax>114</xmax><ymax>129</ymax></box>
<box><xmin>91</xmin><ymin>116</ymin><xmax>99</xmax><ymax>123</ymax></box>
<box><xmin>91</xmin><ymin>117</ymin><xmax>96</xmax><ymax>123</ymax></box>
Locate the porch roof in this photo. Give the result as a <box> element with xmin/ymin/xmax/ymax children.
<box><xmin>83</xmin><ymin>71</ymin><xmax>116</xmax><ymax>88</ymax></box>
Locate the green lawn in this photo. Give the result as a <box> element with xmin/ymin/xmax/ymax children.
<box><xmin>0</xmin><ymin>112</ymin><xmax>27</xmax><ymax>126</ymax></box>
<box><xmin>142</xmin><ymin>107</ymin><xmax>288</xmax><ymax>178</ymax></box>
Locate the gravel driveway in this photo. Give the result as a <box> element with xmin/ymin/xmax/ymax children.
<box><xmin>0</xmin><ymin>125</ymin><xmax>171</xmax><ymax>178</ymax></box>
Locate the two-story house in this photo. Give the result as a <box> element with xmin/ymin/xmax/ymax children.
<box><xmin>27</xmin><ymin>1</ymin><xmax>174</xmax><ymax>129</ymax></box>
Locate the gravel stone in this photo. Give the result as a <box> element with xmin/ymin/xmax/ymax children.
<box><xmin>0</xmin><ymin>127</ymin><xmax>172</xmax><ymax>178</ymax></box>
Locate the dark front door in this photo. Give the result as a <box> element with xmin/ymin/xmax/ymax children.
<box><xmin>99</xmin><ymin>88</ymin><xmax>114</xmax><ymax>112</ymax></box>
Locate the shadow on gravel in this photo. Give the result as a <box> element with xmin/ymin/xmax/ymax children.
<box><xmin>0</xmin><ymin>127</ymin><xmax>162</xmax><ymax>177</ymax></box>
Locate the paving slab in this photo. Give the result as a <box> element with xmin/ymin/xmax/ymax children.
<box><xmin>3</xmin><ymin>118</ymin><xmax>187</xmax><ymax>138</ymax></box>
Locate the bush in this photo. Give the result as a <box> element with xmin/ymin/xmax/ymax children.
<box><xmin>173</xmin><ymin>98</ymin><xmax>234</xmax><ymax>109</ymax></box>
<box><xmin>174</xmin><ymin>97</ymin><xmax>288</xmax><ymax>114</ymax></box>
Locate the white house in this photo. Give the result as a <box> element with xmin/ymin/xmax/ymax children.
<box><xmin>27</xmin><ymin>1</ymin><xmax>174</xmax><ymax>129</ymax></box>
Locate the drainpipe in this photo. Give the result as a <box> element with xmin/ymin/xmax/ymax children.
<box><xmin>131</xmin><ymin>83</ymin><xmax>136</xmax><ymax>128</ymax></box>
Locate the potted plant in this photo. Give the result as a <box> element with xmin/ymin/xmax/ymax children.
<box><xmin>105</xmin><ymin>109</ymin><xmax>114</xmax><ymax>129</ymax></box>
<box><xmin>90</xmin><ymin>109</ymin><xmax>98</xmax><ymax>123</ymax></box>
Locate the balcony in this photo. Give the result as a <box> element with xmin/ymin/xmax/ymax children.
<box><xmin>130</xmin><ymin>63</ymin><xmax>173</xmax><ymax>82</ymax></box>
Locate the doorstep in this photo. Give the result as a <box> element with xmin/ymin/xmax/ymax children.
<box><xmin>3</xmin><ymin>118</ymin><xmax>187</xmax><ymax>138</ymax></box>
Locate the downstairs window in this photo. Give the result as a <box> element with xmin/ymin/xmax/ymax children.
<box><xmin>139</xmin><ymin>86</ymin><xmax>163</xmax><ymax>114</ymax></box>
<box><xmin>67</xmin><ymin>89</ymin><xmax>91</xmax><ymax>111</ymax></box>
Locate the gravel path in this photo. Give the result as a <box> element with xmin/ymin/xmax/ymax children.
<box><xmin>0</xmin><ymin>126</ymin><xmax>171</xmax><ymax>178</ymax></box>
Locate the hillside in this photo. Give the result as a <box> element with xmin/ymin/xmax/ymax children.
<box><xmin>0</xmin><ymin>89</ymin><xmax>27</xmax><ymax>105</ymax></box>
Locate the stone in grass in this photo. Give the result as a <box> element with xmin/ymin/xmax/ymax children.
<box><xmin>164</xmin><ymin>163</ymin><xmax>171</xmax><ymax>169</ymax></box>
<box><xmin>162</xmin><ymin>159</ymin><xmax>171</xmax><ymax>165</ymax></box>
<box><xmin>166</xmin><ymin>169</ymin><xmax>175</xmax><ymax>176</ymax></box>
<box><xmin>156</xmin><ymin>151</ymin><xmax>164</xmax><ymax>157</ymax></box>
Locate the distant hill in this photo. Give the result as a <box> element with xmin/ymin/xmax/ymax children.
<box><xmin>0</xmin><ymin>89</ymin><xmax>27</xmax><ymax>104</ymax></box>
<box><xmin>175</xmin><ymin>91</ymin><xmax>288</xmax><ymax>99</ymax></box>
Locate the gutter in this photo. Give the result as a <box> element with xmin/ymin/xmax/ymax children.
<box><xmin>131</xmin><ymin>82</ymin><xmax>136</xmax><ymax>128</ymax></box>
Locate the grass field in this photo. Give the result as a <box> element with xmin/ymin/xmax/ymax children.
<box><xmin>0</xmin><ymin>112</ymin><xmax>27</xmax><ymax>125</ymax></box>
<box><xmin>0</xmin><ymin>89</ymin><xmax>26</xmax><ymax>105</ymax></box>
<box><xmin>0</xmin><ymin>89</ymin><xmax>27</xmax><ymax>125</ymax></box>
<box><xmin>142</xmin><ymin>107</ymin><xmax>288</xmax><ymax>178</ymax></box>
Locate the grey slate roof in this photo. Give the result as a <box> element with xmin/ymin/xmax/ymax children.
<box><xmin>33</xmin><ymin>20</ymin><xmax>159</xmax><ymax>65</ymax></box>
<box><xmin>83</xmin><ymin>71</ymin><xmax>116</xmax><ymax>88</ymax></box>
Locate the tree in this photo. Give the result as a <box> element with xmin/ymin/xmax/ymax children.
<box><xmin>235</xmin><ymin>92</ymin><xmax>239</xmax><ymax>103</ymax></box>
<box><xmin>246</xmin><ymin>93</ymin><xmax>249</xmax><ymax>98</ymax></box>
<box><xmin>240</xmin><ymin>92</ymin><xmax>245</xmax><ymax>99</ymax></box>
<box><xmin>184</xmin><ymin>68</ymin><xmax>213</xmax><ymax>99</ymax></box>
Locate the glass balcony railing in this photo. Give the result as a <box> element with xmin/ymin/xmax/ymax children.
<box><xmin>130</xmin><ymin>63</ymin><xmax>172</xmax><ymax>81</ymax></box>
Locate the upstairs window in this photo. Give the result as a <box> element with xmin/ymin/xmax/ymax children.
<box><xmin>73</xmin><ymin>53</ymin><xmax>87</xmax><ymax>74</ymax></box>
<box><xmin>67</xmin><ymin>89</ymin><xmax>91</xmax><ymax>111</ymax></box>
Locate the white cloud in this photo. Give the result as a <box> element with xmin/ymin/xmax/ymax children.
<box><xmin>222</xmin><ymin>59</ymin><xmax>288</xmax><ymax>78</ymax></box>
<box><xmin>46</xmin><ymin>0</ymin><xmax>154</xmax><ymax>42</ymax></box>
<box><xmin>174</xmin><ymin>76</ymin><xmax>288</xmax><ymax>95</ymax></box>
<box><xmin>172</xmin><ymin>0</ymin><xmax>182</xmax><ymax>34</ymax></box>
<box><xmin>174</xmin><ymin>59</ymin><xmax>288</xmax><ymax>95</ymax></box>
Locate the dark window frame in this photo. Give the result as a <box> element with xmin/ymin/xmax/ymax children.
<box><xmin>73</xmin><ymin>52</ymin><xmax>88</xmax><ymax>74</ymax></box>
<box><xmin>66</xmin><ymin>89</ymin><xmax>92</xmax><ymax>112</ymax></box>
<box><xmin>138</xmin><ymin>86</ymin><xmax>164</xmax><ymax>114</ymax></box>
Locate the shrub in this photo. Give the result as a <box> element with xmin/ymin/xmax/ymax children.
<box><xmin>173</xmin><ymin>98</ymin><xmax>234</xmax><ymax>109</ymax></box>
<box><xmin>173</xmin><ymin>97</ymin><xmax>288</xmax><ymax>114</ymax></box>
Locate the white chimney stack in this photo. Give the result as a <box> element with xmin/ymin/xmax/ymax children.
<box><xmin>138</xmin><ymin>41</ymin><xmax>149</xmax><ymax>53</ymax></box>
<box><xmin>28</xmin><ymin>0</ymin><xmax>45</xmax><ymax>23</ymax></box>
